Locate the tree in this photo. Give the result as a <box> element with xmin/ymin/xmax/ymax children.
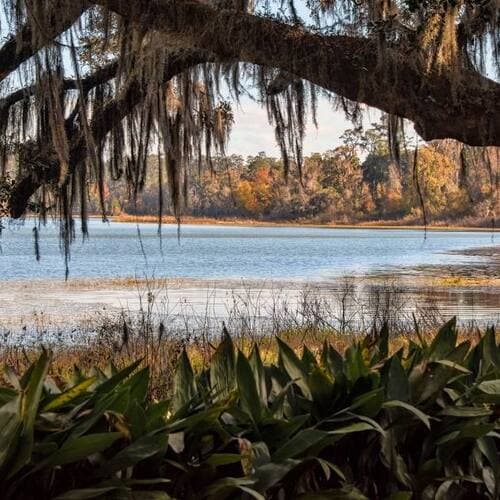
<box><xmin>410</xmin><ymin>145</ymin><xmax>467</xmax><ymax>217</ymax></box>
<box><xmin>0</xmin><ymin>0</ymin><xmax>498</xmax><ymax>241</ymax></box>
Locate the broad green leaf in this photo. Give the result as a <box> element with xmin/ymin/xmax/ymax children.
<box><xmin>210</xmin><ymin>329</ymin><xmax>235</xmax><ymax>398</ymax></box>
<box><xmin>478</xmin><ymin>436</ymin><xmax>499</xmax><ymax>471</ymax></box>
<box><xmin>432</xmin><ymin>360</ymin><xmax>471</xmax><ymax>373</ymax></box>
<box><xmin>482</xmin><ymin>327</ymin><xmax>500</xmax><ymax>369</ymax></box>
<box><xmin>314</xmin><ymin>457</ymin><xmax>346</xmax><ymax>481</ymax></box>
<box><xmin>252</xmin><ymin>459</ymin><xmax>301</xmax><ymax>491</ymax></box>
<box><xmin>105</xmin><ymin>431</ymin><xmax>168</xmax><ymax>472</ymax></box>
<box><xmin>329</xmin><ymin>421</ymin><xmax>382</xmax><ymax>435</ymax></box>
<box><xmin>458</xmin><ymin>423</ymin><xmax>495</xmax><ymax>439</ymax></box>
<box><xmin>205</xmin><ymin>477</ymin><xmax>263</xmax><ymax>500</ymax></box>
<box><xmin>238</xmin><ymin>486</ymin><xmax>266</xmax><ymax>500</ymax></box>
<box><xmin>386</xmin><ymin>493</ymin><xmax>412</xmax><ymax>500</ymax></box>
<box><xmin>344</xmin><ymin>344</ymin><xmax>369</xmax><ymax>383</ymax></box>
<box><xmin>236</xmin><ymin>350</ymin><xmax>262</xmax><ymax>423</ymax></box>
<box><xmin>378</xmin><ymin>322</ymin><xmax>389</xmax><ymax>360</ymax></box>
<box><xmin>68</xmin><ymin>391</ymin><xmax>122</xmax><ymax>440</ymax></box>
<box><xmin>53</xmin><ymin>486</ymin><xmax>125</xmax><ymax>499</ymax></box>
<box><xmin>429</xmin><ymin>317</ymin><xmax>457</xmax><ymax>360</ymax></box>
<box><xmin>381</xmin><ymin>428</ymin><xmax>412</xmax><ymax>487</ymax></box>
<box><xmin>412</xmin><ymin>313</ymin><xmax>427</xmax><ymax>349</ymax></box>
<box><xmin>125</xmin><ymin>367</ymin><xmax>150</xmax><ymax>403</ymax></box>
<box><xmin>336</xmin><ymin>389</ymin><xmax>383</xmax><ymax>417</ymax></box>
<box><xmin>126</xmin><ymin>479</ymin><xmax>171</xmax><ymax>486</ymax></box>
<box><xmin>307</xmin><ymin>367</ymin><xmax>334</xmax><ymax>406</ymax></box>
<box><xmin>268</xmin><ymin>379</ymin><xmax>295</xmax><ymax>418</ymax></box>
<box><xmin>3</xmin><ymin>365</ymin><xmax>21</xmax><ymax>391</ymax></box>
<box><xmin>440</xmin><ymin>406</ymin><xmax>492</xmax><ymax>417</ymax></box>
<box><xmin>250</xmin><ymin>441</ymin><xmax>271</xmax><ymax>468</ymax></box>
<box><xmin>260</xmin><ymin>414</ymin><xmax>310</xmax><ymax>448</ymax></box>
<box><xmin>387</xmin><ymin>356</ymin><xmax>409</xmax><ymax>401</ymax></box>
<box><xmin>478</xmin><ymin>379</ymin><xmax>500</xmax><ymax>395</ymax></box>
<box><xmin>415</xmin><ymin>341</ymin><xmax>471</xmax><ymax>403</ymax></box>
<box><xmin>46</xmin><ymin>432</ymin><xmax>122</xmax><ymax>466</ymax></box>
<box><xmin>166</xmin><ymin>405</ymin><xmax>222</xmax><ymax>433</ymax></box>
<box><xmin>346</xmin><ymin>412</ymin><xmax>386</xmax><ymax>436</ymax></box>
<box><xmin>0</xmin><ymin>387</ymin><xmax>16</xmax><ymax>405</ymax></box>
<box><xmin>482</xmin><ymin>466</ymin><xmax>496</xmax><ymax>497</ymax></box>
<box><xmin>355</xmin><ymin>386</ymin><xmax>384</xmax><ymax>417</ymax></box>
<box><xmin>19</xmin><ymin>363</ymin><xmax>35</xmax><ymax>390</ymax></box>
<box><xmin>95</xmin><ymin>359</ymin><xmax>142</xmax><ymax>395</ymax></box>
<box><xmin>172</xmin><ymin>349</ymin><xmax>196</xmax><ymax>413</ymax></box>
<box><xmin>42</xmin><ymin>377</ymin><xmax>96</xmax><ymax>411</ymax></box>
<box><xmin>249</xmin><ymin>345</ymin><xmax>268</xmax><ymax>404</ymax></box>
<box><xmin>8</xmin><ymin>349</ymin><xmax>51</xmax><ymax>477</ymax></box>
<box><xmin>272</xmin><ymin>429</ymin><xmax>329</xmax><ymax>462</ymax></box>
<box><xmin>0</xmin><ymin>401</ymin><xmax>22</xmax><ymax>468</ymax></box>
<box><xmin>146</xmin><ymin>400</ymin><xmax>170</xmax><ymax>430</ymax></box>
<box><xmin>321</xmin><ymin>343</ymin><xmax>344</xmax><ymax>380</ymax></box>
<box><xmin>383</xmin><ymin>400</ymin><xmax>431</xmax><ymax>429</ymax></box>
<box><xmin>435</xmin><ymin>480</ymin><xmax>454</xmax><ymax>500</ymax></box>
<box><xmin>127</xmin><ymin>400</ymin><xmax>147</xmax><ymax>439</ymax></box>
<box><xmin>206</xmin><ymin>453</ymin><xmax>242</xmax><ymax>466</ymax></box>
<box><xmin>302</xmin><ymin>346</ymin><xmax>318</xmax><ymax>371</ymax></box>
<box><xmin>277</xmin><ymin>337</ymin><xmax>312</xmax><ymax>399</ymax></box>
<box><xmin>435</xmin><ymin>430</ymin><xmax>460</xmax><ymax>445</ymax></box>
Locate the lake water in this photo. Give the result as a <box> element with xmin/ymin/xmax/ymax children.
<box><xmin>0</xmin><ymin>219</ymin><xmax>496</xmax><ymax>280</ymax></box>
<box><xmin>0</xmin><ymin>220</ymin><xmax>498</xmax><ymax>339</ymax></box>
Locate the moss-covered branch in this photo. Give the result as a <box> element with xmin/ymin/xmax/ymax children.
<box><xmin>7</xmin><ymin>49</ymin><xmax>208</xmax><ymax>218</ymax></box>
<box><xmin>93</xmin><ymin>0</ymin><xmax>500</xmax><ymax>147</ymax></box>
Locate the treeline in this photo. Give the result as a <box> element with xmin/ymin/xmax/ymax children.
<box><xmin>91</xmin><ymin>120</ymin><xmax>499</xmax><ymax>225</ymax></box>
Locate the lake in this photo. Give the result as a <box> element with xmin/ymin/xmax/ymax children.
<box><xmin>0</xmin><ymin>220</ymin><xmax>498</xmax><ymax>338</ymax></box>
<box><xmin>0</xmin><ymin>219</ymin><xmax>496</xmax><ymax>280</ymax></box>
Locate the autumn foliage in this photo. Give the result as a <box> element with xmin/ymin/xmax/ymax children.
<box><xmin>94</xmin><ymin>120</ymin><xmax>498</xmax><ymax>226</ymax></box>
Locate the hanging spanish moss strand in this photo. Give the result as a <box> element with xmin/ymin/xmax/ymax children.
<box><xmin>32</xmin><ymin>225</ymin><xmax>40</xmax><ymax>261</ymax></box>
<box><xmin>412</xmin><ymin>143</ymin><xmax>428</xmax><ymax>239</ymax></box>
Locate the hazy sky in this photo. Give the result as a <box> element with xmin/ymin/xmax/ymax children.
<box><xmin>226</xmin><ymin>95</ymin><xmax>383</xmax><ymax>157</ymax></box>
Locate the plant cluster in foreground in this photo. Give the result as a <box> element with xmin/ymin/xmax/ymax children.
<box><xmin>0</xmin><ymin>318</ymin><xmax>499</xmax><ymax>499</ymax></box>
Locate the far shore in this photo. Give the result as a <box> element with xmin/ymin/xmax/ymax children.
<box><xmin>108</xmin><ymin>213</ymin><xmax>499</xmax><ymax>232</ymax></box>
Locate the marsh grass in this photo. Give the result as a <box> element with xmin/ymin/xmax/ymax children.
<box><xmin>1</xmin><ymin>278</ymin><xmax>494</xmax><ymax>398</ymax></box>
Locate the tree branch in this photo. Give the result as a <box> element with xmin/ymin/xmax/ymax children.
<box><xmin>0</xmin><ymin>0</ymin><xmax>88</xmax><ymax>82</ymax></box>
<box><xmin>8</xmin><ymin>49</ymin><xmax>209</xmax><ymax>218</ymax></box>
<box><xmin>92</xmin><ymin>0</ymin><xmax>500</xmax><ymax>146</ymax></box>
<box><xmin>0</xmin><ymin>61</ymin><xmax>118</xmax><ymax>125</ymax></box>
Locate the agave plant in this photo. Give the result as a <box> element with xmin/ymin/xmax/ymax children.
<box><xmin>0</xmin><ymin>353</ymin><xmax>171</xmax><ymax>499</ymax></box>
<box><xmin>167</xmin><ymin>318</ymin><xmax>500</xmax><ymax>499</ymax></box>
<box><xmin>0</xmin><ymin>318</ymin><xmax>498</xmax><ymax>499</ymax></box>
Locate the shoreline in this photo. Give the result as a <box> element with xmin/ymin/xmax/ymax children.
<box><xmin>1</xmin><ymin>274</ymin><xmax>498</xmax><ymax>336</ymax></box>
<box><xmin>108</xmin><ymin>214</ymin><xmax>499</xmax><ymax>232</ymax></box>
<box><xmin>1</xmin><ymin>246</ymin><xmax>498</xmax><ymax>330</ymax></box>
<box><xmin>2</xmin><ymin>245</ymin><xmax>499</xmax><ymax>289</ymax></box>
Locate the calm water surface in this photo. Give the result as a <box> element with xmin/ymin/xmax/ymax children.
<box><xmin>0</xmin><ymin>220</ymin><xmax>495</xmax><ymax>280</ymax></box>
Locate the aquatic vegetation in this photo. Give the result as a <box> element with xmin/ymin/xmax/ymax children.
<box><xmin>0</xmin><ymin>318</ymin><xmax>498</xmax><ymax>499</ymax></box>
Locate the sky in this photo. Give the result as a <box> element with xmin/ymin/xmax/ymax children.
<box><xmin>223</xmin><ymin>2</ymin><xmax>378</xmax><ymax>157</ymax></box>
<box><xmin>226</xmin><ymin>95</ymin><xmax>382</xmax><ymax>157</ymax></box>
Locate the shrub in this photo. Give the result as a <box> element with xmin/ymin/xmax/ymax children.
<box><xmin>0</xmin><ymin>318</ymin><xmax>498</xmax><ymax>499</ymax></box>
